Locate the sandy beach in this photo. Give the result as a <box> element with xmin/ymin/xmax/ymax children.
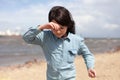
<box><xmin>0</xmin><ymin>51</ymin><xmax>120</xmax><ymax>80</ymax></box>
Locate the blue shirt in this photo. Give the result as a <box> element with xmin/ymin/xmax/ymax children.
<box><xmin>23</xmin><ymin>27</ymin><xmax>95</xmax><ymax>80</ymax></box>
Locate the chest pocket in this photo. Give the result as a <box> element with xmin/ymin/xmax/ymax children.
<box><xmin>67</xmin><ymin>49</ymin><xmax>78</xmax><ymax>63</ymax></box>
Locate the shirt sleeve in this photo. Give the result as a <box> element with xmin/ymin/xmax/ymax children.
<box><xmin>78</xmin><ymin>39</ymin><xmax>95</xmax><ymax>69</ymax></box>
<box><xmin>22</xmin><ymin>27</ymin><xmax>44</xmax><ymax>46</ymax></box>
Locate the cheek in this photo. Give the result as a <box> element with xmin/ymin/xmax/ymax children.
<box><xmin>62</xmin><ymin>29</ymin><xmax>67</xmax><ymax>34</ymax></box>
<box><xmin>57</xmin><ymin>30</ymin><xmax>61</xmax><ymax>34</ymax></box>
<box><xmin>52</xmin><ymin>30</ymin><xmax>61</xmax><ymax>35</ymax></box>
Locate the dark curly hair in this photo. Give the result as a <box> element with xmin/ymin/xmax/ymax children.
<box><xmin>48</xmin><ymin>6</ymin><xmax>75</xmax><ymax>34</ymax></box>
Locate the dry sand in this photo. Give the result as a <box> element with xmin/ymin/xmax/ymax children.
<box><xmin>0</xmin><ymin>51</ymin><xmax>120</xmax><ymax>80</ymax></box>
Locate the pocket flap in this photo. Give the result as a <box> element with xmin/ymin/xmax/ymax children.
<box><xmin>68</xmin><ymin>49</ymin><xmax>77</xmax><ymax>55</ymax></box>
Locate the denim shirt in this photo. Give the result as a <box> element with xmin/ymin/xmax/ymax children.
<box><xmin>23</xmin><ymin>27</ymin><xmax>95</xmax><ymax>80</ymax></box>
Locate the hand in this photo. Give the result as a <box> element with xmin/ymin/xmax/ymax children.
<box><xmin>49</xmin><ymin>22</ymin><xmax>61</xmax><ymax>31</ymax></box>
<box><xmin>38</xmin><ymin>22</ymin><xmax>61</xmax><ymax>31</ymax></box>
<box><xmin>88</xmin><ymin>68</ymin><xmax>96</xmax><ymax>78</ymax></box>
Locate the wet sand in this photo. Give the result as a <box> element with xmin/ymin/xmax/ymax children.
<box><xmin>0</xmin><ymin>51</ymin><xmax>120</xmax><ymax>80</ymax></box>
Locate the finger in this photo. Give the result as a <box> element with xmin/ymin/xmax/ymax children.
<box><xmin>49</xmin><ymin>22</ymin><xmax>55</xmax><ymax>30</ymax></box>
<box><xmin>91</xmin><ymin>70</ymin><xmax>96</xmax><ymax>77</ymax></box>
<box><xmin>89</xmin><ymin>73</ymin><xmax>94</xmax><ymax>78</ymax></box>
<box><xmin>53</xmin><ymin>23</ymin><xmax>61</xmax><ymax>30</ymax></box>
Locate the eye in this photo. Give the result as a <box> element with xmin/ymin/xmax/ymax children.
<box><xmin>60</xmin><ymin>27</ymin><xmax>64</xmax><ymax>29</ymax></box>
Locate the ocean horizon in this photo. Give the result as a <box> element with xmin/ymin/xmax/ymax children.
<box><xmin>0</xmin><ymin>36</ymin><xmax>120</xmax><ymax>66</ymax></box>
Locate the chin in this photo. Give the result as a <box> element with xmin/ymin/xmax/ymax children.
<box><xmin>55</xmin><ymin>35</ymin><xmax>62</xmax><ymax>38</ymax></box>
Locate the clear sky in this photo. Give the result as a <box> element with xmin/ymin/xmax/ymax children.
<box><xmin>0</xmin><ymin>0</ymin><xmax>120</xmax><ymax>38</ymax></box>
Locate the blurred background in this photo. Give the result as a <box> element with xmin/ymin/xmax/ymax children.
<box><xmin>0</xmin><ymin>0</ymin><xmax>120</xmax><ymax>66</ymax></box>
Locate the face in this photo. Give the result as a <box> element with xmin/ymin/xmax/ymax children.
<box><xmin>52</xmin><ymin>25</ymin><xmax>68</xmax><ymax>38</ymax></box>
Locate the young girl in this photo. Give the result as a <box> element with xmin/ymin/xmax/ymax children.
<box><xmin>23</xmin><ymin>6</ymin><xmax>96</xmax><ymax>80</ymax></box>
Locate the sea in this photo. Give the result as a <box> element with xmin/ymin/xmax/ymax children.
<box><xmin>0</xmin><ymin>36</ymin><xmax>120</xmax><ymax>66</ymax></box>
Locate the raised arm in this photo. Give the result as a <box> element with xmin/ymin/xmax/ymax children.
<box><xmin>23</xmin><ymin>22</ymin><xmax>61</xmax><ymax>45</ymax></box>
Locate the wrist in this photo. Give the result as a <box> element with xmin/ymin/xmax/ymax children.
<box><xmin>37</xmin><ymin>25</ymin><xmax>43</xmax><ymax>31</ymax></box>
<box><xmin>88</xmin><ymin>67</ymin><xmax>94</xmax><ymax>70</ymax></box>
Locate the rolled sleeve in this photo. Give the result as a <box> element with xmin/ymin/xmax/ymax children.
<box><xmin>22</xmin><ymin>27</ymin><xmax>43</xmax><ymax>45</ymax></box>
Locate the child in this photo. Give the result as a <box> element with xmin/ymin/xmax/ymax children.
<box><xmin>23</xmin><ymin>6</ymin><xmax>96</xmax><ymax>80</ymax></box>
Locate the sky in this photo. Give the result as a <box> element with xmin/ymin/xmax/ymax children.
<box><xmin>0</xmin><ymin>0</ymin><xmax>120</xmax><ymax>38</ymax></box>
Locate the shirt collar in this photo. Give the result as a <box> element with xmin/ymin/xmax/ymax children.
<box><xmin>65</xmin><ymin>32</ymin><xmax>72</xmax><ymax>42</ymax></box>
<box><xmin>60</xmin><ymin>32</ymin><xmax>72</xmax><ymax>42</ymax></box>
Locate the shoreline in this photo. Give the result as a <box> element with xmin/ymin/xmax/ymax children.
<box><xmin>0</xmin><ymin>51</ymin><xmax>120</xmax><ymax>80</ymax></box>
